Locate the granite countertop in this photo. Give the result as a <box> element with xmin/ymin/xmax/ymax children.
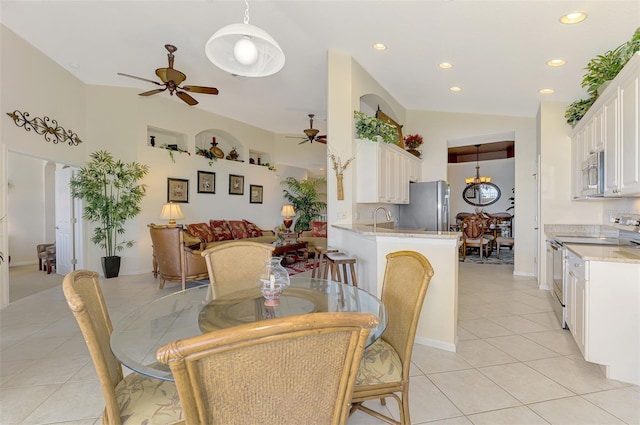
<box><xmin>332</xmin><ymin>224</ymin><xmax>460</xmax><ymax>240</ymax></box>
<box><xmin>566</xmin><ymin>244</ymin><xmax>640</xmax><ymax>264</ymax></box>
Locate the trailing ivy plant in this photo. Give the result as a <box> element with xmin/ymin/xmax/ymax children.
<box><xmin>565</xmin><ymin>97</ymin><xmax>596</xmax><ymax>128</ymax></box>
<box><xmin>70</xmin><ymin>150</ymin><xmax>149</xmax><ymax>258</ymax></box>
<box><xmin>281</xmin><ymin>177</ymin><xmax>327</xmax><ymax>232</ymax></box>
<box><xmin>353</xmin><ymin>111</ymin><xmax>398</xmax><ymax>144</ymax></box>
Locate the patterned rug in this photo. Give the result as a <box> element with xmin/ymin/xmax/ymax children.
<box><xmin>284</xmin><ymin>261</ymin><xmax>314</xmax><ymax>276</ymax></box>
<box><xmin>460</xmin><ymin>247</ymin><xmax>514</xmax><ymax>265</ymax></box>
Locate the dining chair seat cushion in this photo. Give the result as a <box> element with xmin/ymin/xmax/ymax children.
<box><xmin>355</xmin><ymin>338</ymin><xmax>402</xmax><ymax>385</ymax></box>
<box><xmin>115</xmin><ymin>372</ymin><xmax>182</xmax><ymax>425</ymax></box>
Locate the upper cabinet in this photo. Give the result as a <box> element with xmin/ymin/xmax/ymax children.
<box><xmin>572</xmin><ymin>53</ymin><xmax>640</xmax><ymax>198</ymax></box>
<box><xmin>356</xmin><ymin>140</ymin><xmax>421</xmax><ymax>204</ymax></box>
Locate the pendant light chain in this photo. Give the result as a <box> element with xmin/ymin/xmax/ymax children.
<box><xmin>243</xmin><ymin>0</ymin><xmax>250</xmax><ymax>24</ymax></box>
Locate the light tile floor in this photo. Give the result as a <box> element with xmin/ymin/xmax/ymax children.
<box><xmin>1</xmin><ymin>262</ymin><xmax>639</xmax><ymax>424</ymax></box>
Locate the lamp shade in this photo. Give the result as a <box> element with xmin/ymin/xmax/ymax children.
<box><xmin>205</xmin><ymin>22</ymin><xmax>285</xmax><ymax>77</ymax></box>
<box><xmin>280</xmin><ymin>204</ymin><xmax>295</xmax><ymax>218</ymax></box>
<box><xmin>160</xmin><ymin>203</ymin><xmax>184</xmax><ymax>226</ymax></box>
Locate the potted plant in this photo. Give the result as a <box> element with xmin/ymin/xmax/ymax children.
<box><xmin>70</xmin><ymin>150</ymin><xmax>149</xmax><ymax>278</ymax></box>
<box><xmin>281</xmin><ymin>177</ymin><xmax>327</xmax><ymax>232</ymax></box>
<box><xmin>403</xmin><ymin>134</ymin><xmax>423</xmax><ymax>158</ymax></box>
<box><xmin>353</xmin><ymin>111</ymin><xmax>398</xmax><ymax>144</ymax></box>
<box><xmin>565</xmin><ymin>97</ymin><xmax>596</xmax><ymax>127</ymax></box>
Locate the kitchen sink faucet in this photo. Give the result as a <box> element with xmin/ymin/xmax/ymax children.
<box><xmin>373</xmin><ymin>206</ymin><xmax>392</xmax><ymax>232</ymax></box>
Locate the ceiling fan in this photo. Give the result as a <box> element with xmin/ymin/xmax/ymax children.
<box><xmin>118</xmin><ymin>44</ymin><xmax>218</xmax><ymax>106</ymax></box>
<box><xmin>289</xmin><ymin>114</ymin><xmax>327</xmax><ymax>144</ymax></box>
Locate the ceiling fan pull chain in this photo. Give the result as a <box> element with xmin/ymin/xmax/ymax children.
<box><xmin>243</xmin><ymin>0</ymin><xmax>250</xmax><ymax>25</ymax></box>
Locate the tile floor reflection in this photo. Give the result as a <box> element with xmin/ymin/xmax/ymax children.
<box><xmin>1</xmin><ymin>263</ymin><xmax>639</xmax><ymax>424</ymax></box>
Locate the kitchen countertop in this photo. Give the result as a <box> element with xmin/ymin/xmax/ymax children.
<box><xmin>565</xmin><ymin>244</ymin><xmax>640</xmax><ymax>264</ymax></box>
<box><xmin>332</xmin><ymin>224</ymin><xmax>460</xmax><ymax>240</ymax></box>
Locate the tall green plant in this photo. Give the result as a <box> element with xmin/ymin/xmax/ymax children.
<box><xmin>281</xmin><ymin>177</ymin><xmax>327</xmax><ymax>232</ymax></box>
<box><xmin>70</xmin><ymin>150</ymin><xmax>149</xmax><ymax>257</ymax></box>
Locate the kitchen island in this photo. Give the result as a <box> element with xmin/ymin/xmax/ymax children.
<box><xmin>332</xmin><ymin>224</ymin><xmax>461</xmax><ymax>352</ymax></box>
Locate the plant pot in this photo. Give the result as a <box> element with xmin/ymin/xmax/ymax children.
<box><xmin>101</xmin><ymin>256</ymin><xmax>121</xmax><ymax>278</ymax></box>
<box><xmin>407</xmin><ymin>149</ymin><xmax>421</xmax><ymax>158</ymax></box>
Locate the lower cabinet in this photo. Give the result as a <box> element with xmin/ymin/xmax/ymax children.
<box><xmin>564</xmin><ymin>247</ymin><xmax>640</xmax><ymax>385</ymax></box>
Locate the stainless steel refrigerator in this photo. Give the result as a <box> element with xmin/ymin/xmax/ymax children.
<box><xmin>398</xmin><ymin>180</ymin><xmax>450</xmax><ymax>231</ymax></box>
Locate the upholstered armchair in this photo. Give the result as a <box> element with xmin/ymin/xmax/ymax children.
<box><xmin>36</xmin><ymin>242</ymin><xmax>55</xmax><ymax>271</ymax></box>
<box><xmin>148</xmin><ymin>224</ymin><xmax>209</xmax><ymax>291</ymax></box>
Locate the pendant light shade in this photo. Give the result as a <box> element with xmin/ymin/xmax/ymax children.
<box><xmin>205</xmin><ymin>7</ymin><xmax>285</xmax><ymax>78</ymax></box>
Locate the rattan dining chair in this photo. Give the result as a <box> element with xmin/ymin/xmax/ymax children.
<box><xmin>350</xmin><ymin>251</ymin><xmax>434</xmax><ymax>425</ymax></box>
<box><xmin>157</xmin><ymin>312</ymin><xmax>378</xmax><ymax>425</ymax></box>
<box><xmin>62</xmin><ymin>270</ymin><xmax>183</xmax><ymax>425</ymax></box>
<box><xmin>201</xmin><ymin>240</ymin><xmax>275</xmax><ymax>301</ymax></box>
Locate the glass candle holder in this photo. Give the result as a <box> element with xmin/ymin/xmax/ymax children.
<box><xmin>257</xmin><ymin>257</ymin><xmax>290</xmax><ymax>306</ymax></box>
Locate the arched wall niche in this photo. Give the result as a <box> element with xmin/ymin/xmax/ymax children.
<box><xmin>359</xmin><ymin>94</ymin><xmax>401</xmax><ymax>122</ymax></box>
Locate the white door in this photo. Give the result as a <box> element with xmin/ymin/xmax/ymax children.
<box><xmin>55</xmin><ymin>167</ymin><xmax>82</xmax><ymax>274</ymax></box>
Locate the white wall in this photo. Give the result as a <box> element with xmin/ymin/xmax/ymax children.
<box><xmin>448</xmin><ymin>157</ymin><xmax>515</xmax><ymax>216</ymax></box>
<box><xmin>406</xmin><ymin>110</ymin><xmax>537</xmax><ymax>276</ymax></box>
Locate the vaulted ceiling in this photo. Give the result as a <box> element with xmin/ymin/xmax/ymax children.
<box><xmin>1</xmin><ymin>1</ymin><xmax>638</xmax><ymax>136</ymax></box>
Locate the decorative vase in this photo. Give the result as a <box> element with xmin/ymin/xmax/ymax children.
<box><xmin>336</xmin><ymin>173</ymin><xmax>344</xmax><ymax>200</ymax></box>
<box><xmin>407</xmin><ymin>148</ymin><xmax>421</xmax><ymax>158</ymax></box>
<box><xmin>257</xmin><ymin>257</ymin><xmax>290</xmax><ymax>306</ymax></box>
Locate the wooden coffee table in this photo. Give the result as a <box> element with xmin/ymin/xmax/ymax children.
<box><xmin>272</xmin><ymin>241</ymin><xmax>309</xmax><ymax>261</ymax></box>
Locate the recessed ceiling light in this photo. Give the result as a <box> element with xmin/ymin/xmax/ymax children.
<box><xmin>539</xmin><ymin>88</ymin><xmax>555</xmax><ymax>94</ymax></box>
<box><xmin>372</xmin><ymin>43</ymin><xmax>386</xmax><ymax>51</ymax></box>
<box><xmin>439</xmin><ymin>62</ymin><xmax>453</xmax><ymax>69</ymax></box>
<box><xmin>450</xmin><ymin>86</ymin><xmax>462</xmax><ymax>92</ymax></box>
<box><xmin>547</xmin><ymin>59</ymin><xmax>566</xmax><ymax>67</ymax></box>
<box><xmin>559</xmin><ymin>12</ymin><xmax>587</xmax><ymax>24</ymax></box>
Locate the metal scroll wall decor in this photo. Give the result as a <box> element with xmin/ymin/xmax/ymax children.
<box><xmin>6</xmin><ymin>110</ymin><xmax>83</xmax><ymax>146</ymax></box>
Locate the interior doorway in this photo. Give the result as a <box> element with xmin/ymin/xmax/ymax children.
<box><xmin>6</xmin><ymin>151</ymin><xmax>82</xmax><ymax>302</ymax></box>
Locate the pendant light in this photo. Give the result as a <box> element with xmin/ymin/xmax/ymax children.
<box><xmin>205</xmin><ymin>0</ymin><xmax>285</xmax><ymax>77</ymax></box>
<box><xmin>465</xmin><ymin>144</ymin><xmax>492</xmax><ymax>184</ymax></box>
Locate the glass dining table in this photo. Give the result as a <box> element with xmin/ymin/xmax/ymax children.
<box><xmin>110</xmin><ymin>276</ymin><xmax>387</xmax><ymax>381</ymax></box>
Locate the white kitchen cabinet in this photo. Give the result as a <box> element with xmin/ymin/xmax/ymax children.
<box><xmin>572</xmin><ymin>53</ymin><xmax>640</xmax><ymax>198</ymax></box>
<box><xmin>564</xmin><ymin>246</ymin><xmax>640</xmax><ymax>385</ymax></box>
<box><xmin>356</xmin><ymin>139</ymin><xmax>412</xmax><ymax>204</ymax></box>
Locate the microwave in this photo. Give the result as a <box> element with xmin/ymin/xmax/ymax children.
<box><xmin>581</xmin><ymin>151</ymin><xmax>604</xmax><ymax>196</ymax></box>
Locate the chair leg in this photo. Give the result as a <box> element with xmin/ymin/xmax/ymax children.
<box><xmin>38</xmin><ymin>258</ymin><xmax>43</xmax><ymax>271</ymax></box>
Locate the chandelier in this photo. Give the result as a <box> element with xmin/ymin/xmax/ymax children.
<box><xmin>465</xmin><ymin>144</ymin><xmax>492</xmax><ymax>184</ymax></box>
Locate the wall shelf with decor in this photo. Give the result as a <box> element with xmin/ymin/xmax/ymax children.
<box><xmin>147</xmin><ymin>126</ymin><xmax>187</xmax><ymax>151</ymax></box>
<box><xmin>249</xmin><ymin>149</ymin><xmax>271</xmax><ymax>166</ymax></box>
<box><xmin>195</xmin><ymin>130</ymin><xmax>243</xmax><ymax>161</ymax></box>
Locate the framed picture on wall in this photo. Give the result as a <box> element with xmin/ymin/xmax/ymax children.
<box><xmin>229</xmin><ymin>174</ymin><xmax>244</xmax><ymax>195</ymax></box>
<box><xmin>249</xmin><ymin>185</ymin><xmax>263</xmax><ymax>204</ymax></box>
<box><xmin>167</xmin><ymin>178</ymin><xmax>189</xmax><ymax>203</ymax></box>
<box><xmin>197</xmin><ymin>171</ymin><xmax>216</xmax><ymax>194</ymax></box>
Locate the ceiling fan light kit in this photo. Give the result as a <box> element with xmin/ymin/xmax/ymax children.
<box><xmin>205</xmin><ymin>1</ymin><xmax>285</xmax><ymax>77</ymax></box>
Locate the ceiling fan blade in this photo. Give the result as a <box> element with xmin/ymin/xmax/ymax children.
<box><xmin>176</xmin><ymin>90</ymin><xmax>198</xmax><ymax>106</ymax></box>
<box><xmin>316</xmin><ymin>137</ymin><xmax>327</xmax><ymax>144</ymax></box>
<box><xmin>117</xmin><ymin>72</ymin><xmax>163</xmax><ymax>86</ymax></box>
<box><xmin>182</xmin><ymin>85</ymin><xmax>219</xmax><ymax>95</ymax></box>
<box><xmin>139</xmin><ymin>88</ymin><xmax>167</xmax><ymax>96</ymax></box>
<box><xmin>298</xmin><ymin>139</ymin><xmax>310</xmax><ymax>145</ymax></box>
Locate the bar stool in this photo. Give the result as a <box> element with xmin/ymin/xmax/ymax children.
<box><xmin>312</xmin><ymin>246</ymin><xmax>338</xmax><ymax>278</ymax></box>
<box><xmin>496</xmin><ymin>236</ymin><xmax>514</xmax><ymax>259</ymax></box>
<box><xmin>324</xmin><ymin>252</ymin><xmax>358</xmax><ymax>287</ymax></box>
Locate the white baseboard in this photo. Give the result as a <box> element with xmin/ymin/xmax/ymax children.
<box><xmin>414</xmin><ymin>336</ymin><xmax>457</xmax><ymax>353</ymax></box>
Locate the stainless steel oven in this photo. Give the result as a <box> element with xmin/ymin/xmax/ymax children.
<box><xmin>549</xmin><ymin>240</ymin><xmax>566</xmax><ymax>328</ymax></box>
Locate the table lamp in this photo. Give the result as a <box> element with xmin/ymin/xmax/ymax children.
<box><xmin>160</xmin><ymin>202</ymin><xmax>184</xmax><ymax>227</ymax></box>
<box><xmin>280</xmin><ymin>204</ymin><xmax>296</xmax><ymax>230</ymax></box>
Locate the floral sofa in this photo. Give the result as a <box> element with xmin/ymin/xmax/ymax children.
<box><xmin>184</xmin><ymin>219</ymin><xmax>276</xmax><ymax>250</ymax></box>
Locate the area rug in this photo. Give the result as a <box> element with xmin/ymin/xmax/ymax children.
<box><xmin>282</xmin><ymin>254</ymin><xmax>315</xmax><ymax>276</ymax></box>
<box><xmin>460</xmin><ymin>248</ymin><xmax>514</xmax><ymax>265</ymax></box>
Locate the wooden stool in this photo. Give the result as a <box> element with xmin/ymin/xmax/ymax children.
<box><xmin>496</xmin><ymin>237</ymin><xmax>514</xmax><ymax>259</ymax></box>
<box><xmin>312</xmin><ymin>247</ymin><xmax>338</xmax><ymax>278</ymax></box>
<box><xmin>324</xmin><ymin>252</ymin><xmax>358</xmax><ymax>287</ymax></box>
